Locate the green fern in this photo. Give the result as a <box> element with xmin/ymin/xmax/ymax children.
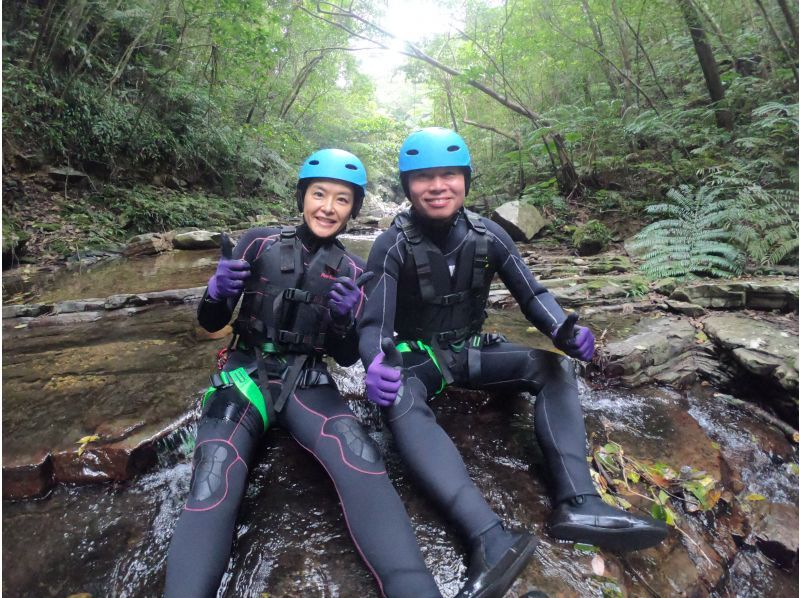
<box><xmin>728</xmin><ymin>185</ymin><xmax>798</xmax><ymax>267</ymax></box>
<box><xmin>631</xmin><ymin>185</ymin><xmax>743</xmax><ymax>279</ymax></box>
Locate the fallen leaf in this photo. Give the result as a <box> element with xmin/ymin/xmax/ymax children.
<box><xmin>745</xmin><ymin>493</ymin><xmax>766</xmax><ymax>501</ymax></box>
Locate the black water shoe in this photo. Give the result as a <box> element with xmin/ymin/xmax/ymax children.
<box><xmin>548</xmin><ymin>494</ymin><xmax>668</xmax><ymax>552</ymax></box>
<box><xmin>456</xmin><ymin>525</ymin><xmax>540</xmax><ymax>598</ymax></box>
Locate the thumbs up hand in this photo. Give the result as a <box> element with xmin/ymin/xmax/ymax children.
<box><xmin>365</xmin><ymin>338</ymin><xmax>403</xmax><ymax>407</ymax></box>
<box><xmin>207</xmin><ymin>232</ymin><xmax>250</xmax><ymax>301</ymax></box>
<box><xmin>551</xmin><ymin>312</ymin><xmax>596</xmax><ymax>361</ymax></box>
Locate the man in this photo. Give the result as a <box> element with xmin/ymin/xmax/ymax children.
<box><xmin>359</xmin><ymin>128</ymin><xmax>667</xmax><ymax>598</ymax></box>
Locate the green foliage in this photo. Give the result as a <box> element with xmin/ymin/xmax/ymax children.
<box><xmin>93</xmin><ymin>186</ymin><xmax>266</xmax><ymax>233</ymax></box>
<box><xmin>631</xmin><ymin>185</ymin><xmax>743</xmax><ymax>279</ymax></box>
<box><xmin>592</xmin><ymin>440</ymin><xmax>722</xmax><ymax>532</ymax></box>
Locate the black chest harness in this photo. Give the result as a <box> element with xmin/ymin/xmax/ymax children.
<box><xmin>393</xmin><ymin>210</ymin><xmax>491</xmax><ymax>383</ymax></box>
<box><xmin>224</xmin><ymin>227</ymin><xmax>352</xmax><ymax>413</ymax></box>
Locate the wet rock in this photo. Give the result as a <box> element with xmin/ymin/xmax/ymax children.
<box><xmin>2</xmin><ymin>303</ymin><xmax>51</xmax><ymax>318</ymax></box>
<box><xmin>704</xmin><ymin>314</ymin><xmax>798</xmax><ymax>393</ymax></box>
<box><xmin>172</xmin><ymin>230</ymin><xmax>220</xmax><ymax>250</ymax></box>
<box><xmin>123</xmin><ymin>233</ymin><xmax>173</xmax><ymax>257</ymax></box>
<box><xmin>652</xmin><ymin>278</ymin><xmax>678</xmax><ymax>296</ymax></box>
<box><xmin>671</xmin><ymin>279</ymin><xmax>798</xmax><ymax>311</ymax></box>
<box><xmin>492</xmin><ymin>200</ymin><xmax>547</xmax><ymax>241</ymax></box>
<box><xmin>664</xmin><ymin>299</ymin><xmax>706</xmax><ymax>317</ymax></box>
<box><xmin>747</xmin><ymin>502</ymin><xmax>799</xmax><ymax>569</ymax></box>
<box><xmin>357</xmin><ymin>191</ymin><xmax>405</xmax><ymax>220</ymax></box>
<box><xmin>2</xmin><ymin>451</ymin><xmax>54</xmax><ymax>500</ymax></box>
<box><xmin>2</xmin><ymin>303</ymin><xmax>208</xmax><ymax>498</ymax></box>
<box><xmin>51</xmin><ymin>299</ymin><xmax>106</xmax><ymax>314</ymax></box>
<box><xmin>599</xmin><ymin>316</ymin><xmax>700</xmax><ymax>387</ymax></box>
<box><xmin>104</xmin><ymin>294</ymin><xmax>149</xmax><ymax>310</ymax></box>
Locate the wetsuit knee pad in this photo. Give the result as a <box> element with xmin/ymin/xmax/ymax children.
<box><xmin>203</xmin><ymin>386</ymin><xmax>265</xmax><ymax>440</ymax></box>
<box><xmin>388</xmin><ymin>376</ymin><xmax>435</xmax><ymax>424</ymax></box>
<box><xmin>323</xmin><ymin>417</ymin><xmax>384</xmax><ymax>473</ymax></box>
<box><xmin>187</xmin><ymin>439</ymin><xmax>241</xmax><ymax>509</ymax></box>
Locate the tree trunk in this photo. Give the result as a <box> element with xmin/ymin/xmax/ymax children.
<box><xmin>611</xmin><ymin>0</ymin><xmax>634</xmax><ymax>109</ymax></box>
<box><xmin>580</xmin><ymin>0</ymin><xmax>619</xmax><ymax>98</ymax></box>
<box><xmin>754</xmin><ymin>0</ymin><xmax>799</xmax><ymax>81</ymax></box>
<box><xmin>692</xmin><ymin>0</ymin><xmax>738</xmax><ymax>63</ymax></box>
<box><xmin>678</xmin><ymin>0</ymin><xmax>734</xmax><ymax>130</ymax></box>
<box><xmin>775</xmin><ymin>0</ymin><xmax>799</xmax><ymax>51</ymax></box>
<box><xmin>280</xmin><ymin>53</ymin><xmax>325</xmax><ymax>118</ymax></box>
<box><xmin>27</xmin><ymin>0</ymin><xmax>57</xmax><ymax>71</ymax></box>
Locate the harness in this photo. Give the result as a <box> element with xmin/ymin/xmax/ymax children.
<box><xmin>205</xmin><ymin>228</ymin><xmax>352</xmax><ymax>426</ymax></box>
<box><xmin>393</xmin><ymin>210</ymin><xmax>490</xmax><ymax>384</ymax></box>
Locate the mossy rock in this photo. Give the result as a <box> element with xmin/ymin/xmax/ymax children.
<box><xmin>587</xmin><ymin>255</ymin><xmax>632</xmax><ymax>274</ymax></box>
<box><xmin>2</xmin><ymin>219</ymin><xmax>30</xmax><ymax>260</ymax></box>
<box><xmin>573</xmin><ymin>220</ymin><xmax>612</xmax><ymax>256</ymax></box>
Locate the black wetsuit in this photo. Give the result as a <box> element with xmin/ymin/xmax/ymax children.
<box><xmin>358</xmin><ymin>209</ymin><xmax>596</xmax><ymax>542</ymax></box>
<box><xmin>165</xmin><ymin>224</ymin><xmax>440</xmax><ymax>598</ymax></box>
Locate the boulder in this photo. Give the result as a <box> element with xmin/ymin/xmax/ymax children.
<box><xmin>703</xmin><ymin>314</ymin><xmax>798</xmax><ymax>393</ymax></box>
<box><xmin>172</xmin><ymin>230</ymin><xmax>220</xmax><ymax>250</ymax></box>
<box><xmin>123</xmin><ymin>233</ymin><xmax>173</xmax><ymax>257</ymax></box>
<box><xmin>491</xmin><ymin>201</ymin><xmax>547</xmax><ymax>241</ymax></box>
<box><xmin>747</xmin><ymin>502</ymin><xmax>799</xmax><ymax>569</ymax></box>
<box><xmin>664</xmin><ymin>299</ymin><xmax>706</xmax><ymax>317</ymax></box>
<box><xmin>599</xmin><ymin>316</ymin><xmax>701</xmax><ymax>387</ymax></box>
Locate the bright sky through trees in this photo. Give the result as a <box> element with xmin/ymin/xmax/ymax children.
<box><xmin>358</xmin><ymin>1</ymin><xmax>463</xmax><ymax>83</ymax></box>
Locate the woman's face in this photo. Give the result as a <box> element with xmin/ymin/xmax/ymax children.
<box><xmin>302</xmin><ymin>179</ymin><xmax>354</xmax><ymax>238</ymax></box>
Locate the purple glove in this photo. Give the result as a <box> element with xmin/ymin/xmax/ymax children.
<box><xmin>551</xmin><ymin>313</ymin><xmax>595</xmax><ymax>361</ymax></box>
<box><xmin>365</xmin><ymin>338</ymin><xmax>403</xmax><ymax>407</ymax></box>
<box><xmin>328</xmin><ymin>271</ymin><xmax>375</xmax><ymax>319</ymax></box>
<box><xmin>207</xmin><ymin>258</ymin><xmax>250</xmax><ymax>300</ymax></box>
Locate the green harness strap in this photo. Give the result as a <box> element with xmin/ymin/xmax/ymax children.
<box><xmin>395</xmin><ymin>340</ymin><xmax>448</xmax><ymax>395</ymax></box>
<box><xmin>202</xmin><ymin>367</ymin><xmax>270</xmax><ymax>431</ymax></box>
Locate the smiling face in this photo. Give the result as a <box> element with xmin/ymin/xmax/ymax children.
<box><xmin>302</xmin><ymin>178</ymin><xmax>354</xmax><ymax>238</ymax></box>
<box><xmin>407</xmin><ymin>167</ymin><xmax>466</xmax><ymax>221</ymax></box>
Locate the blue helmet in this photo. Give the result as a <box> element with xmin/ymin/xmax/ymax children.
<box><xmin>297</xmin><ymin>148</ymin><xmax>367</xmax><ymax>217</ymax></box>
<box><xmin>398</xmin><ymin>127</ymin><xmax>471</xmax><ymax>196</ymax></box>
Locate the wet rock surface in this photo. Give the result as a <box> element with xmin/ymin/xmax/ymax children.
<box><xmin>704</xmin><ymin>313</ymin><xmax>799</xmax><ymax>394</ymax></box>
<box><xmin>2</xmin><ymin>302</ymin><xmax>210</xmax><ymax>499</ymax></box>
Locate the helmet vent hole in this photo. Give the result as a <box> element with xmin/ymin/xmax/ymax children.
<box><xmin>309</xmin><ymin>160</ymin><xmax>320</xmax><ymax>165</ymax></box>
<box><xmin>345</xmin><ymin>163</ymin><xmax>358</xmax><ymax>170</ymax></box>
<box><xmin>406</xmin><ymin>149</ymin><xmax>419</xmax><ymax>155</ymax></box>
<box><xmin>447</xmin><ymin>145</ymin><xmax>460</xmax><ymax>152</ymax></box>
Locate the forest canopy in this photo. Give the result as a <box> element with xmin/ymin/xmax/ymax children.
<box><xmin>3</xmin><ymin>0</ymin><xmax>798</xmax><ymax>276</ymax></box>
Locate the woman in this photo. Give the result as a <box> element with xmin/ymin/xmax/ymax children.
<box><xmin>164</xmin><ymin>149</ymin><xmax>441</xmax><ymax>598</ymax></box>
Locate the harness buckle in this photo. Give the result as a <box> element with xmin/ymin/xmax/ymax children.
<box><xmin>278</xmin><ymin>330</ymin><xmax>301</xmax><ymax>344</ymax></box>
<box><xmin>283</xmin><ymin>288</ymin><xmax>311</xmax><ymax>303</ymax></box>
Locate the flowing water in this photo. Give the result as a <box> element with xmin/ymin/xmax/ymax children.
<box><xmin>3</xmin><ymin>236</ymin><xmax>797</xmax><ymax>597</ymax></box>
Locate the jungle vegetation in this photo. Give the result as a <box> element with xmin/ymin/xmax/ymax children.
<box><xmin>3</xmin><ymin>0</ymin><xmax>798</xmax><ymax>278</ymax></box>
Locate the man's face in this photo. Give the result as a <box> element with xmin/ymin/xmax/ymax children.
<box><xmin>302</xmin><ymin>179</ymin><xmax>354</xmax><ymax>238</ymax></box>
<box><xmin>407</xmin><ymin>167</ymin><xmax>466</xmax><ymax>221</ymax></box>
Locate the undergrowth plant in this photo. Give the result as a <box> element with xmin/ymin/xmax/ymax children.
<box><xmin>631</xmin><ymin>184</ymin><xmax>743</xmax><ymax>279</ymax></box>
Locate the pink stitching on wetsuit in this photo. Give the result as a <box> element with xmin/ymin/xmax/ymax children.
<box><xmin>290</xmin><ymin>430</ymin><xmax>387</xmax><ymax>597</ymax></box>
<box><xmin>293</xmin><ymin>393</ymin><xmax>386</xmax><ymax>475</ymax></box>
